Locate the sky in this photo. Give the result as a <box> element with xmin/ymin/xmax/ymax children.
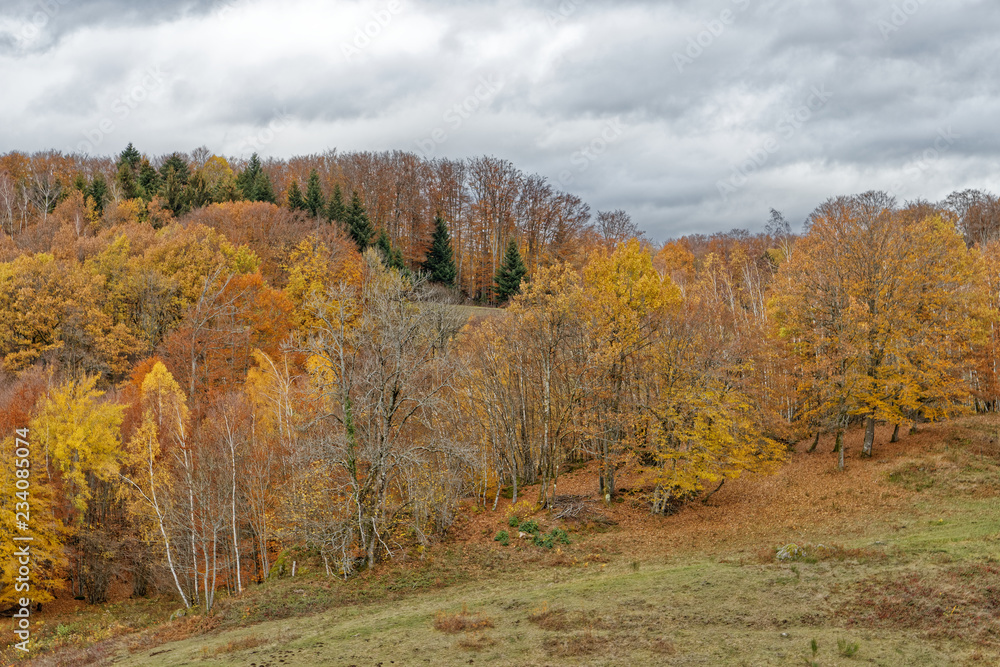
<box><xmin>0</xmin><ymin>0</ymin><xmax>998</xmax><ymax>240</ymax></box>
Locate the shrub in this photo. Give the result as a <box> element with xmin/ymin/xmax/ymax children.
<box><xmin>520</xmin><ymin>519</ymin><xmax>540</xmax><ymax>535</ymax></box>
<box><xmin>508</xmin><ymin>515</ymin><xmax>520</xmax><ymax>528</ymax></box>
<box><xmin>494</xmin><ymin>530</ymin><xmax>510</xmax><ymax>546</ymax></box>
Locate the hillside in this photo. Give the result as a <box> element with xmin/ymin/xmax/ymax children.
<box><xmin>15</xmin><ymin>415</ymin><xmax>1000</xmax><ymax>666</ymax></box>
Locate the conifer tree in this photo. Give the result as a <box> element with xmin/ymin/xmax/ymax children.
<box><xmin>346</xmin><ymin>190</ymin><xmax>373</xmax><ymax>251</ymax></box>
<box><xmin>305</xmin><ymin>169</ymin><xmax>325</xmax><ymax>218</ymax></box>
<box><xmin>422</xmin><ymin>215</ymin><xmax>457</xmax><ymax>286</ymax></box>
<box><xmin>375</xmin><ymin>229</ymin><xmax>405</xmax><ymax>271</ymax></box>
<box><xmin>286</xmin><ymin>179</ymin><xmax>306</xmax><ymax>211</ymax></box>
<box><xmin>89</xmin><ymin>174</ymin><xmax>108</xmax><ymax>215</ymax></box>
<box><xmin>235</xmin><ymin>153</ymin><xmax>276</xmax><ymax>203</ymax></box>
<box><xmin>494</xmin><ymin>239</ymin><xmax>527</xmax><ymax>303</ymax></box>
<box><xmin>326</xmin><ymin>183</ymin><xmax>346</xmax><ymax>225</ymax></box>
<box><xmin>117</xmin><ymin>143</ymin><xmax>141</xmax><ymax>171</ymax></box>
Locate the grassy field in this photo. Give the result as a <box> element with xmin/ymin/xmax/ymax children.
<box><xmin>12</xmin><ymin>416</ymin><xmax>1000</xmax><ymax>666</ymax></box>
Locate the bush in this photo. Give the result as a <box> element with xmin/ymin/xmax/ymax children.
<box><xmin>508</xmin><ymin>515</ymin><xmax>520</xmax><ymax>528</ymax></box>
<box><xmin>520</xmin><ymin>519</ymin><xmax>540</xmax><ymax>535</ymax></box>
<box><xmin>533</xmin><ymin>528</ymin><xmax>571</xmax><ymax>549</ymax></box>
<box><xmin>494</xmin><ymin>530</ymin><xmax>510</xmax><ymax>546</ymax></box>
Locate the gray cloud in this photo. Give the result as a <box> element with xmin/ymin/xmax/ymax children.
<box><xmin>0</xmin><ymin>0</ymin><xmax>998</xmax><ymax>240</ymax></box>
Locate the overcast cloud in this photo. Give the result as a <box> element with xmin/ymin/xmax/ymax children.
<box><xmin>1</xmin><ymin>0</ymin><xmax>998</xmax><ymax>240</ymax></box>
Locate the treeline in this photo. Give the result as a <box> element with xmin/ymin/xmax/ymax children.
<box><xmin>1</xmin><ymin>143</ymin><xmax>999</xmax><ymax>615</ymax></box>
<box><xmin>0</xmin><ymin>145</ymin><xmax>621</xmax><ymax>301</ymax></box>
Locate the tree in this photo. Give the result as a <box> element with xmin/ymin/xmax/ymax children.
<box><xmin>117</xmin><ymin>143</ymin><xmax>141</xmax><ymax>171</ymax></box>
<box><xmin>772</xmin><ymin>193</ymin><xmax>984</xmax><ymax>468</ymax></box>
<box><xmin>305</xmin><ymin>170</ymin><xmax>325</xmax><ymax>218</ymax></box>
<box><xmin>345</xmin><ymin>190</ymin><xmax>374</xmax><ymax>251</ymax></box>
<box><xmin>493</xmin><ymin>239</ymin><xmax>526</xmax><ymax>303</ymax></box>
<box><xmin>375</xmin><ymin>229</ymin><xmax>405</xmax><ymax>271</ymax></box>
<box><xmin>286</xmin><ymin>179</ymin><xmax>306</xmax><ymax>212</ymax></box>
<box><xmin>236</xmin><ymin>154</ymin><xmax>277</xmax><ymax>204</ymax></box>
<box><xmin>326</xmin><ymin>183</ymin><xmax>346</xmax><ymax>225</ymax></box>
<box><xmin>422</xmin><ymin>215</ymin><xmax>457</xmax><ymax>286</ymax></box>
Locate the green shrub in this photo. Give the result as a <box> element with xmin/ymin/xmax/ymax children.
<box><xmin>494</xmin><ymin>530</ymin><xmax>510</xmax><ymax>546</ymax></box>
<box><xmin>533</xmin><ymin>528</ymin><xmax>571</xmax><ymax>549</ymax></box>
<box><xmin>508</xmin><ymin>515</ymin><xmax>520</xmax><ymax>528</ymax></box>
<box><xmin>520</xmin><ymin>519</ymin><xmax>540</xmax><ymax>535</ymax></box>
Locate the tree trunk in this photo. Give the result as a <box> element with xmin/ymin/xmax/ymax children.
<box><xmin>837</xmin><ymin>430</ymin><xmax>845</xmax><ymax>471</ymax></box>
<box><xmin>861</xmin><ymin>416</ymin><xmax>875</xmax><ymax>457</ymax></box>
<box><xmin>891</xmin><ymin>423</ymin><xmax>900</xmax><ymax>443</ymax></box>
<box><xmin>807</xmin><ymin>432</ymin><xmax>820</xmax><ymax>453</ymax></box>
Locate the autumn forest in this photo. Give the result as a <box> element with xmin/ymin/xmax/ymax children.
<box><xmin>2</xmin><ymin>144</ymin><xmax>1000</xmax><ymax>617</ymax></box>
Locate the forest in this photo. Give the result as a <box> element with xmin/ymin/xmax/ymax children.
<box><xmin>1</xmin><ymin>144</ymin><xmax>999</xmax><ymax>613</ymax></box>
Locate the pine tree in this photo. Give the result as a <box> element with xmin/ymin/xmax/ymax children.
<box><xmin>422</xmin><ymin>215</ymin><xmax>457</xmax><ymax>286</ymax></box>
<box><xmin>305</xmin><ymin>169</ymin><xmax>325</xmax><ymax>218</ymax></box>
<box><xmin>494</xmin><ymin>239</ymin><xmax>526</xmax><ymax>303</ymax></box>
<box><xmin>346</xmin><ymin>190</ymin><xmax>373</xmax><ymax>251</ymax></box>
<box><xmin>236</xmin><ymin>153</ymin><xmax>276</xmax><ymax>202</ymax></box>
<box><xmin>89</xmin><ymin>174</ymin><xmax>108</xmax><ymax>215</ymax></box>
<box><xmin>116</xmin><ymin>162</ymin><xmax>141</xmax><ymax>200</ymax></box>
<box><xmin>117</xmin><ymin>143</ymin><xmax>141</xmax><ymax>171</ymax></box>
<box><xmin>326</xmin><ymin>183</ymin><xmax>346</xmax><ymax>225</ymax></box>
<box><xmin>375</xmin><ymin>229</ymin><xmax>405</xmax><ymax>271</ymax></box>
<box><xmin>253</xmin><ymin>169</ymin><xmax>277</xmax><ymax>204</ymax></box>
<box><xmin>286</xmin><ymin>179</ymin><xmax>306</xmax><ymax>211</ymax></box>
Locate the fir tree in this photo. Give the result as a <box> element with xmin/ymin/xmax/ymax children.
<box><xmin>422</xmin><ymin>215</ymin><xmax>457</xmax><ymax>286</ymax></box>
<box><xmin>138</xmin><ymin>160</ymin><xmax>160</xmax><ymax>200</ymax></box>
<box><xmin>253</xmin><ymin>169</ymin><xmax>277</xmax><ymax>204</ymax></box>
<box><xmin>117</xmin><ymin>143</ymin><xmax>141</xmax><ymax>171</ymax></box>
<box><xmin>89</xmin><ymin>174</ymin><xmax>108</xmax><ymax>215</ymax></box>
<box><xmin>305</xmin><ymin>169</ymin><xmax>325</xmax><ymax>218</ymax></box>
<box><xmin>236</xmin><ymin>153</ymin><xmax>269</xmax><ymax>201</ymax></box>
<box><xmin>375</xmin><ymin>229</ymin><xmax>406</xmax><ymax>271</ymax></box>
<box><xmin>116</xmin><ymin>162</ymin><xmax>141</xmax><ymax>200</ymax></box>
<box><xmin>326</xmin><ymin>183</ymin><xmax>346</xmax><ymax>224</ymax></box>
<box><xmin>345</xmin><ymin>190</ymin><xmax>374</xmax><ymax>251</ymax></box>
<box><xmin>494</xmin><ymin>239</ymin><xmax>526</xmax><ymax>303</ymax></box>
<box><xmin>287</xmin><ymin>179</ymin><xmax>307</xmax><ymax>211</ymax></box>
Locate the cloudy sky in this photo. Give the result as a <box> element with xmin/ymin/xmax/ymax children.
<box><xmin>1</xmin><ymin>0</ymin><xmax>998</xmax><ymax>240</ymax></box>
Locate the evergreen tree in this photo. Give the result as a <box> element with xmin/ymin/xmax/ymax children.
<box><xmin>375</xmin><ymin>229</ymin><xmax>406</xmax><ymax>271</ymax></box>
<box><xmin>287</xmin><ymin>179</ymin><xmax>307</xmax><ymax>211</ymax></box>
<box><xmin>494</xmin><ymin>239</ymin><xmax>527</xmax><ymax>303</ymax></box>
<box><xmin>422</xmin><ymin>215</ymin><xmax>457</xmax><ymax>286</ymax></box>
<box><xmin>253</xmin><ymin>169</ymin><xmax>277</xmax><ymax>204</ymax></box>
<box><xmin>159</xmin><ymin>153</ymin><xmax>190</xmax><ymax>184</ymax></box>
<box><xmin>89</xmin><ymin>174</ymin><xmax>108</xmax><ymax>215</ymax></box>
<box><xmin>305</xmin><ymin>169</ymin><xmax>325</xmax><ymax>218</ymax></box>
<box><xmin>117</xmin><ymin>143</ymin><xmax>141</xmax><ymax>171</ymax></box>
<box><xmin>116</xmin><ymin>162</ymin><xmax>141</xmax><ymax>200</ymax></box>
<box><xmin>345</xmin><ymin>190</ymin><xmax>373</xmax><ymax>251</ymax></box>
<box><xmin>326</xmin><ymin>183</ymin><xmax>346</xmax><ymax>224</ymax></box>
<box><xmin>138</xmin><ymin>160</ymin><xmax>160</xmax><ymax>200</ymax></box>
<box><xmin>236</xmin><ymin>153</ymin><xmax>273</xmax><ymax>202</ymax></box>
